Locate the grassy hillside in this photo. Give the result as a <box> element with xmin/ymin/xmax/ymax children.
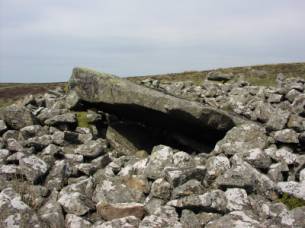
<box><xmin>0</xmin><ymin>62</ymin><xmax>304</xmax><ymax>108</ymax></box>
<box><xmin>0</xmin><ymin>83</ymin><xmax>65</xmax><ymax>108</ymax></box>
<box><xmin>129</xmin><ymin>62</ymin><xmax>305</xmax><ymax>86</ymax></box>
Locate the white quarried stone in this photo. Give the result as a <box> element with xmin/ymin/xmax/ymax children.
<box><xmin>225</xmin><ymin>188</ymin><xmax>249</xmax><ymax>211</ymax></box>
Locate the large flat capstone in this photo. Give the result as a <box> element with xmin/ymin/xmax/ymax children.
<box><xmin>68</xmin><ymin>68</ymin><xmax>238</xmax><ymax>148</ymax></box>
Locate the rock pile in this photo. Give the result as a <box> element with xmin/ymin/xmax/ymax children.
<box><xmin>0</xmin><ymin>68</ymin><xmax>304</xmax><ymax>227</ymax></box>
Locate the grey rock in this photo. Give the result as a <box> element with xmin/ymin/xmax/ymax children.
<box><xmin>172</xmin><ymin>151</ymin><xmax>195</xmax><ymax>168</ymax></box>
<box><xmin>7</xmin><ymin>138</ymin><xmax>23</xmax><ymax>152</ymax></box>
<box><xmin>216</xmin><ymin>161</ymin><xmax>275</xmax><ymax>197</ymax></box>
<box><xmin>286</xmin><ymin>89</ymin><xmax>301</xmax><ymax>102</ymax></box>
<box><xmin>69</xmin><ymin>67</ymin><xmax>236</xmax><ymax>133</ymax></box>
<box><xmin>167</xmin><ymin>189</ymin><xmax>228</xmax><ymax>213</ymax></box>
<box><xmin>144</xmin><ymin>145</ymin><xmax>174</xmax><ymax>179</ymax></box>
<box><xmin>20</xmin><ymin>125</ymin><xmax>47</xmax><ymax>140</ymax></box>
<box><xmin>273</xmin><ymin>129</ymin><xmax>299</xmax><ymax>144</ymax></box>
<box><xmin>139</xmin><ymin>206</ymin><xmax>182</xmax><ymax>228</ymax></box>
<box><xmin>19</xmin><ymin>155</ymin><xmax>49</xmax><ymax>184</ymax></box>
<box><xmin>58</xmin><ymin>191</ymin><xmax>94</xmax><ymax>215</ymax></box>
<box><xmin>180</xmin><ymin>209</ymin><xmax>201</xmax><ymax>228</ymax></box>
<box><xmin>205</xmin><ymin>211</ymin><xmax>260</xmax><ymax>228</ymax></box>
<box><xmin>75</xmin><ymin>138</ymin><xmax>107</xmax><ymax>159</ymax></box>
<box><xmin>98</xmin><ymin>216</ymin><xmax>140</xmax><ymax>228</ymax></box>
<box><xmin>277</xmin><ymin>181</ymin><xmax>305</xmax><ymax>200</ymax></box>
<box><xmin>0</xmin><ymin>120</ymin><xmax>7</xmax><ymax>135</ymax></box>
<box><xmin>172</xmin><ymin>179</ymin><xmax>204</xmax><ymax>199</ymax></box>
<box><xmin>144</xmin><ymin>197</ymin><xmax>165</xmax><ymax>215</ymax></box>
<box><xmin>291</xmin><ymin>94</ymin><xmax>305</xmax><ymax>114</ymax></box>
<box><xmin>25</xmin><ymin>135</ymin><xmax>53</xmax><ymax>150</ymax></box>
<box><xmin>239</xmin><ymin>148</ymin><xmax>272</xmax><ymax>169</ymax></box>
<box><xmin>265</xmin><ymin>108</ymin><xmax>290</xmax><ymax>131</ymax></box>
<box><xmin>93</xmin><ymin>177</ymin><xmax>145</xmax><ymax>204</ymax></box>
<box><xmin>268</xmin><ymin>162</ymin><xmax>289</xmax><ymax>182</ymax></box>
<box><xmin>65</xmin><ymin>214</ymin><xmax>91</xmax><ymax>228</ymax></box>
<box><xmin>38</xmin><ymin>191</ymin><xmax>65</xmax><ymax>228</ymax></box>
<box><xmin>150</xmin><ymin>178</ymin><xmax>171</xmax><ymax>200</ymax></box>
<box><xmin>164</xmin><ymin>166</ymin><xmax>206</xmax><ymax>187</ymax></box>
<box><xmin>213</xmin><ymin>123</ymin><xmax>268</xmax><ymax>156</ymax></box>
<box><xmin>44</xmin><ymin>112</ymin><xmax>76</xmax><ymax>125</ymax></box>
<box><xmin>287</xmin><ymin>114</ymin><xmax>305</xmax><ymax>132</ymax></box>
<box><xmin>225</xmin><ymin>188</ymin><xmax>250</xmax><ymax>211</ymax></box>
<box><xmin>205</xmin><ymin>155</ymin><xmax>230</xmax><ymax>183</ymax></box>
<box><xmin>0</xmin><ymin>104</ymin><xmax>37</xmax><ymax>130</ymax></box>
<box><xmin>0</xmin><ymin>188</ymin><xmax>43</xmax><ymax>228</ymax></box>
<box><xmin>207</xmin><ymin>71</ymin><xmax>234</xmax><ymax>82</ymax></box>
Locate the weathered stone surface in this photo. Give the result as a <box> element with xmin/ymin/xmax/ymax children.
<box><xmin>205</xmin><ymin>211</ymin><xmax>260</xmax><ymax>228</ymax></box>
<box><xmin>65</xmin><ymin>214</ymin><xmax>91</xmax><ymax>228</ymax></box>
<box><xmin>58</xmin><ymin>191</ymin><xmax>94</xmax><ymax>215</ymax></box>
<box><xmin>225</xmin><ymin>188</ymin><xmax>250</xmax><ymax>211</ymax></box>
<box><xmin>172</xmin><ymin>179</ymin><xmax>204</xmax><ymax>199</ymax></box>
<box><xmin>0</xmin><ymin>104</ymin><xmax>37</xmax><ymax>130</ymax></box>
<box><xmin>238</xmin><ymin>148</ymin><xmax>272</xmax><ymax>169</ymax></box>
<box><xmin>75</xmin><ymin>138</ymin><xmax>107</xmax><ymax>158</ymax></box>
<box><xmin>97</xmin><ymin>202</ymin><xmax>145</xmax><ymax>220</ymax></box>
<box><xmin>144</xmin><ymin>145</ymin><xmax>174</xmax><ymax>179</ymax></box>
<box><xmin>69</xmin><ymin>68</ymin><xmax>237</xmax><ymax>141</ymax></box>
<box><xmin>213</xmin><ymin>123</ymin><xmax>268</xmax><ymax>156</ymax></box>
<box><xmin>205</xmin><ymin>155</ymin><xmax>230</xmax><ymax>182</ymax></box>
<box><xmin>167</xmin><ymin>190</ymin><xmax>228</xmax><ymax>213</ymax></box>
<box><xmin>19</xmin><ymin>155</ymin><xmax>49</xmax><ymax>184</ymax></box>
<box><xmin>164</xmin><ymin>166</ymin><xmax>206</xmax><ymax>187</ymax></box>
<box><xmin>0</xmin><ymin>120</ymin><xmax>7</xmax><ymax>135</ymax></box>
<box><xmin>150</xmin><ymin>178</ymin><xmax>171</xmax><ymax>200</ymax></box>
<box><xmin>44</xmin><ymin>112</ymin><xmax>76</xmax><ymax>126</ymax></box>
<box><xmin>98</xmin><ymin>216</ymin><xmax>140</xmax><ymax>228</ymax></box>
<box><xmin>93</xmin><ymin>177</ymin><xmax>145</xmax><ymax>204</ymax></box>
<box><xmin>38</xmin><ymin>191</ymin><xmax>65</xmax><ymax>228</ymax></box>
<box><xmin>277</xmin><ymin>181</ymin><xmax>305</xmax><ymax>200</ymax></box>
<box><xmin>216</xmin><ymin>161</ymin><xmax>275</xmax><ymax>197</ymax></box>
<box><xmin>273</xmin><ymin>129</ymin><xmax>299</xmax><ymax>144</ymax></box>
<box><xmin>180</xmin><ymin>209</ymin><xmax>201</xmax><ymax>228</ymax></box>
<box><xmin>0</xmin><ymin>188</ymin><xmax>43</xmax><ymax>228</ymax></box>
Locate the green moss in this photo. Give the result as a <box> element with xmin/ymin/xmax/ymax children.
<box><xmin>246</xmin><ymin>76</ymin><xmax>277</xmax><ymax>87</ymax></box>
<box><xmin>278</xmin><ymin>193</ymin><xmax>305</xmax><ymax>210</ymax></box>
<box><xmin>76</xmin><ymin>112</ymin><xmax>90</xmax><ymax>128</ymax></box>
<box><xmin>63</xmin><ymin>83</ymin><xmax>69</xmax><ymax>93</ymax></box>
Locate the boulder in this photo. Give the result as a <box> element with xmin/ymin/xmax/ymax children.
<box><xmin>19</xmin><ymin>155</ymin><xmax>49</xmax><ymax>184</ymax></box>
<box><xmin>277</xmin><ymin>181</ymin><xmax>305</xmax><ymax>200</ymax></box>
<box><xmin>0</xmin><ymin>104</ymin><xmax>37</xmax><ymax>130</ymax></box>
<box><xmin>213</xmin><ymin>123</ymin><xmax>268</xmax><ymax>156</ymax></box>
<box><xmin>273</xmin><ymin>129</ymin><xmax>299</xmax><ymax>144</ymax></box>
<box><xmin>65</xmin><ymin>214</ymin><xmax>91</xmax><ymax>228</ymax></box>
<box><xmin>68</xmin><ymin>67</ymin><xmax>238</xmax><ymax>145</ymax></box>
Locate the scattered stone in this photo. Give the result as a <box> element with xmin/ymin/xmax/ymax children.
<box><xmin>19</xmin><ymin>155</ymin><xmax>49</xmax><ymax>184</ymax></box>
<box><xmin>274</xmin><ymin>129</ymin><xmax>299</xmax><ymax>144</ymax></box>
<box><xmin>277</xmin><ymin>181</ymin><xmax>305</xmax><ymax>200</ymax></box>
<box><xmin>65</xmin><ymin>214</ymin><xmax>91</xmax><ymax>228</ymax></box>
<box><xmin>0</xmin><ymin>120</ymin><xmax>7</xmax><ymax>135</ymax></box>
<box><xmin>97</xmin><ymin>202</ymin><xmax>145</xmax><ymax>220</ymax></box>
<box><xmin>225</xmin><ymin>188</ymin><xmax>250</xmax><ymax>211</ymax></box>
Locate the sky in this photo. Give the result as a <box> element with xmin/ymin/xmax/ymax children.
<box><xmin>0</xmin><ymin>0</ymin><xmax>305</xmax><ymax>82</ymax></box>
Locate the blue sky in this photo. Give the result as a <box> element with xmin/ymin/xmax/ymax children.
<box><xmin>0</xmin><ymin>0</ymin><xmax>305</xmax><ymax>82</ymax></box>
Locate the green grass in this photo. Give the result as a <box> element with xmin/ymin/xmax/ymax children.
<box><xmin>278</xmin><ymin>193</ymin><xmax>305</xmax><ymax>210</ymax></box>
<box><xmin>76</xmin><ymin>112</ymin><xmax>90</xmax><ymax>128</ymax></box>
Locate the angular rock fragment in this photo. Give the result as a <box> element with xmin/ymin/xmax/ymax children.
<box><xmin>167</xmin><ymin>190</ymin><xmax>228</xmax><ymax>213</ymax></box>
<box><xmin>273</xmin><ymin>129</ymin><xmax>299</xmax><ymax>144</ymax></box>
<box><xmin>58</xmin><ymin>192</ymin><xmax>94</xmax><ymax>216</ymax></box>
<box><xmin>65</xmin><ymin>214</ymin><xmax>92</xmax><ymax>228</ymax></box>
<box><xmin>277</xmin><ymin>181</ymin><xmax>305</xmax><ymax>200</ymax></box>
<box><xmin>0</xmin><ymin>104</ymin><xmax>37</xmax><ymax>130</ymax></box>
<box><xmin>0</xmin><ymin>188</ymin><xmax>43</xmax><ymax>227</ymax></box>
<box><xmin>19</xmin><ymin>155</ymin><xmax>48</xmax><ymax>184</ymax></box>
<box><xmin>96</xmin><ymin>202</ymin><xmax>145</xmax><ymax>220</ymax></box>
